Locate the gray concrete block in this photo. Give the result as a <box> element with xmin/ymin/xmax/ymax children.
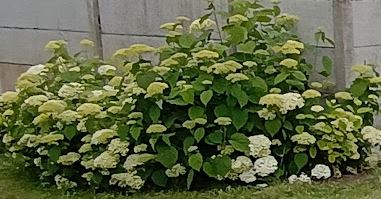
<box><xmin>0</xmin><ymin>63</ymin><xmax>29</xmax><ymax>92</ymax></box>
<box><xmin>99</xmin><ymin>0</ymin><xmax>228</xmax><ymax>36</ymax></box>
<box><xmin>353</xmin><ymin>0</ymin><xmax>381</xmax><ymax>47</ymax></box>
<box><xmin>0</xmin><ymin>28</ymin><xmax>89</xmax><ymax>64</ymax></box>
<box><xmin>0</xmin><ymin>0</ymin><xmax>90</xmax><ymax>32</ymax></box>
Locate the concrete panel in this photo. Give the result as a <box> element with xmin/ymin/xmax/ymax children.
<box><xmin>353</xmin><ymin>0</ymin><xmax>381</xmax><ymax>47</ymax></box>
<box><xmin>0</xmin><ymin>28</ymin><xmax>89</xmax><ymax>65</ymax></box>
<box><xmin>99</xmin><ymin>0</ymin><xmax>228</xmax><ymax>36</ymax></box>
<box><xmin>277</xmin><ymin>0</ymin><xmax>334</xmax><ymax>46</ymax></box>
<box><xmin>102</xmin><ymin>34</ymin><xmax>165</xmax><ymax>59</ymax></box>
<box><xmin>0</xmin><ymin>0</ymin><xmax>90</xmax><ymax>31</ymax></box>
<box><xmin>354</xmin><ymin>46</ymin><xmax>381</xmax><ymax>66</ymax></box>
<box><xmin>0</xmin><ymin>63</ymin><xmax>29</xmax><ymax>92</ymax></box>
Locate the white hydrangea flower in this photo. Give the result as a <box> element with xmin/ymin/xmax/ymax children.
<box><xmin>165</xmin><ymin>164</ymin><xmax>187</xmax><ymax>177</ymax></box>
<box><xmin>24</xmin><ymin>95</ymin><xmax>49</xmax><ymax>106</ymax></box>
<box><xmin>26</xmin><ymin>64</ymin><xmax>48</xmax><ymax>75</ymax></box>
<box><xmin>253</xmin><ymin>156</ymin><xmax>278</xmax><ymax>177</ymax></box>
<box><xmin>110</xmin><ymin>171</ymin><xmax>145</xmax><ymax>189</ymax></box>
<box><xmin>302</xmin><ymin>89</ymin><xmax>321</xmax><ymax>99</ymax></box>
<box><xmin>145</xmin><ymin>82</ymin><xmax>169</xmax><ymax>98</ymax></box>
<box><xmin>259</xmin><ymin>93</ymin><xmax>304</xmax><ymax>114</ymax></box>
<box><xmin>291</xmin><ymin>132</ymin><xmax>316</xmax><ymax>145</ymax></box>
<box><xmin>225</xmin><ymin>73</ymin><xmax>249</xmax><ymax>83</ymax></box>
<box><xmin>146</xmin><ymin>124</ymin><xmax>167</xmax><ymax>133</ymax></box>
<box><xmin>57</xmin><ymin>152</ymin><xmax>81</xmax><ymax>165</ymax></box>
<box><xmin>94</xmin><ymin>151</ymin><xmax>119</xmax><ymax>169</ymax></box>
<box><xmin>17</xmin><ymin>134</ymin><xmax>39</xmax><ymax>147</ymax></box>
<box><xmin>38</xmin><ymin>100</ymin><xmax>67</xmax><ymax>114</ymax></box>
<box><xmin>248</xmin><ymin>135</ymin><xmax>272</xmax><ymax>158</ymax></box>
<box><xmin>56</xmin><ymin>110</ymin><xmax>82</xmax><ymax>123</ymax></box>
<box><xmin>310</xmin><ymin>105</ymin><xmax>324</xmax><ymax>113</ymax></box>
<box><xmin>134</xmin><ymin>144</ymin><xmax>148</xmax><ymax>153</ymax></box>
<box><xmin>231</xmin><ymin>156</ymin><xmax>253</xmax><ymax>174</ymax></box>
<box><xmin>123</xmin><ymin>154</ymin><xmax>156</xmax><ymax>171</ymax></box>
<box><xmin>214</xmin><ymin>117</ymin><xmax>232</xmax><ymax>126</ymax></box>
<box><xmin>257</xmin><ymin>108</ymin><xmax>277</xmax><ymax>120</ymax></box>
<box><xmin>239</xmin><ymin>169</ymin><xmax>257</xmax><ymax>183</ymax></box>
<box><xmin>82</xmin><ymin>172</ymin><xmax>94</xmax><ymax>182</ymax></box>
<box><xmin>81</xmin><ymin>159</ymin><xmax>96</xmax><ymax>170</ymax></box>
<box><xmin>107</xmin><ymin>138</ymin><xmax>130</xmax><ymax>156</ymax></box>
<box><xmin>54</xmin><ymin>175</ymin><xmax>77</xmax><ymax>190</ymax></box>
<box><xmin>361</xmin><ymin>126</ymin><xmax>381</xmax><ymax>145</ymax></box>
<box><xmin>78</xmin><ymin>143</ymin><xmax>92</xmax><ymax>153</ymax></box>
<box><xmin>38</xmin><ymin>133</ymin><xmax>64</xmax><ymax>145</ymax></box>
<box><xmin>311</xmin><ymin>164</ymin><xmax>331</xmax><ymax>179</ymax></box>
<box><xmin>58</xmin><ymin>83</ymin><xmax>84</xmax><ymax>99</ymax></box>
<box><xmin>98</xmin><ymin>65</ymin><xmax>116</xmax><ymax>76</ymax></box>
<box><xmin>77</xmin><ymin>103</ymin><xmax>102</xmax><ymax>116</ymax></box>
<box><xmin>91</xmin><ymin>129</ymin><xmax>117</xmax><ymax>145</ymax></box>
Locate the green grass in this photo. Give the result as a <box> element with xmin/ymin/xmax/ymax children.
<box><xmin>1</xmin><ymin>155</ymin><xmax>381</xmax><ymax>199</ymax></box>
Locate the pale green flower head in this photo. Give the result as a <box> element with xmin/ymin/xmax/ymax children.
<box><xmin>276</xmin><ymin>14</ymin><xmax>300</xmax><ymax>28</ymax></box>
<box><xmin>311</xmin><ymin>105</ymin><xmax>324</xmax><ymax>113</ymax></box>
<box><xmin>56</xmin><ymin>110</ymin><xmax>82</xmax><ymax>124</ymax></box>
<box><xmin>280</xmin><ymin>58</ymin><xmax>298</xmax><ymax>69</ymax></box>
<box><xmin>291</xmin><ymin>132</ymin><xmax>316</xmax><ymax>145</ymax></box>
<box><xmin>113</xmin><ymin>44</ymin><xmax>155</xmax><ymax>58</ymax></box>
<box><xmin>107</xmin><ymin>138</ymin><xmax>130</xmax><ymax>156</ymax></box>
<box><xmin>107</xmin><ymin>106</ymin><xmax>123</xmax><ymax>114</ymax></box>
<box><xmin>108</xmin><ymin>76</ymin><xmax>123</xmax><ymax>87</ymax></box>
<box><xmin>351</xmin><ymin>64</ymin><xmax>374</xmax><ymax>76</ymax></box>
<box><xmin>310</xmin><ymin>82</ymin><xmax>323</xmax><ymax>89</ymax></box>
<box><xmin>0</xmin><ymin>91</ymin><xmax>19</xmax><ymax>104</ymax></box>
<box><xmin>257</xmin><ymin>108</ymin><xmax>277</xmax><ymax>120</ymax></box>
<box><xmin>98</xmin><ymin>65</ymin><xmax>116</xmax><ymax>76</ymax></box>
<box><xmin>145</xmin><ymin>82</ymin><xmax>169</xmax><ymax>98</ymax></box>
<box><xmin>128</xmin><ymin>112</ymin><xmax>143</xmax><ymax>119</ymax></box>
<box><xmin>207</xmin><ymin>60</ymin><xmax>243</xmax><ymax>74</ymax></box>
<box><xmin>77</xmin><ymin>103</ymin><xmax>102</xmax><ymax>116</ymax></box>
<box><xmin>165</xmin><ymin>164</ymin><xmax>187</xmax><ymax>177</ymax></box>
<box><xmin>134</xmin><ymin>144</ymin><xmax>148</xmax><ymax>153</ymax></box>
<box><xmin>57</xmin><ymin>152</ymin><xmax>81</xmax><ymax>165</ymax></box>
<box><xmin>24</xmin><ymin>95</ymin><xmax>49</xmax><ymax>106</ymax></box>
<box><xmin>80</xmin><ymin>39</ymin><xmax>95</xmax><ymax>47</ymax></box>
<box><xmin>32</xmin><ymin>113</ymin><xmax>50</xmax><ymax>125</ymax></box>
<box><xmin>54</xmin><ymin>175</ymin><xmax>77</xmax><ymax>190</ymax></box>
<box><xmin>182</xmin><ymin>120</ymin><xmax>196</xmax><ymax>129</ymax></box>
<box><xmin>38</xmin><ymin>100</ymin><xmax>67</xmax><ymax>114</ymax></box>
<box><xmin>25</xmin><ymin>64</ymin><xmax>48</xmax><ymax>75</ymax></box>
<box><xmin>280</xmin><ymin>40</ymin><xmax>303</xmax><ymax>54</ymax></box>
<box><xmin>123</xmin><ymin>153</ymin><xmax>156</xmax><ymax>171</ymax></box>
<box><xmin>193</xmin><ymin>50</ymin><xmax>219</xmax><ymax>60</ymax></box>
<box><xmin>78</xmin><ymin>143</ymin><xmax>92</xmax><ymax>153</ymax></box>
<box><xmin>190</xmin><ymin>18</ymin><xmax>216</xmax><ymax>32</ymax></box>
<box><xmin>228</xmin><ymin>14</ymin><xmax>249</xmax><ymax>24</ymax></box>
<box><xmin>152</xmin><ymin>66</ymin><xmax>171</xmax><ymax>76</ymax></box>
<box><xmin>334</xmin><ymin>91</ymin><xmax>353</xmax><ymax>100</ymax></box>
<box><xmin>45</xmin><ymin>40</ymin><xmax>67</xmax><ymax>51</ymax></box>
<box><xmin>214</xmin><ymin>117</ymin><xmax>232</xmax><ymax>126</ymax></box>
<box><xmin>160</xmin><ymin>58</ymin><xmax>179</xmax><ymax>67</ymax></box>
<box><xmin>110</xmin><ymin>171</ymin><xmax>145</xmax><ymax>189</ymax></box>
<box><xmin>226</xmin><ymin>73</ymin><xmax>249</xmax><ymax>83</ymax></box>
<box><xmin>94</xmin><ymin>151</ymin><xmax>119</xmax><ymax>169</ymax></box>
<box><xmin>38</xmin><ymin>133</ymin><xmax>65</xmax><ymax>145</ymax></box>
<box><xmin>91</xmin><ymin>129</ymin><xmax>117</xmax><ymax>145</ymax></box>
<box><xmin>302</xmin><ymin>89</ymin><xmax>321</xmax><ymax>99</ymax></box>
<box><xmin>146</xmin><ymin>124</ymin><xmax>167</xmax><ymax>133</ymax></box>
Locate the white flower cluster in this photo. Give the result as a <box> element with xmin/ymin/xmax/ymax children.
<box><xmin>259</xmin><ymin>93</ymin><xmax>305</xmax><ymax>114</ymax></box>
<box><xmin>248</xmin><ymin>135</ymin><xmax>271</xmax><ymax>158</ymax></box>
<box><xmin>291</xmin><ymin>132</ymin><xmax>316</xmax><ymax>145</ymax></box>
<box><xmin>361</xmin><ymin>126</ymin><xmax>381</xmax><ymax>146</ymax></box>
<box><xmin>54</xmin><ymin>175</ymin><xmax>77</xmax><ymax>190</ymax></box>
<box><xmin>311</xmin><ymin>164</ymin><xmax>331</xmax><ymax>179</ymax></box>
<box><xmin>288</xmin><ymin>173</ymin><xmax>311</xmax><ymax>184</ymax></box>
<box><xmin>165</xmin><ymin>164</ymin><xmax>187</xmax><ymax>177</ymax></box>
<box><xmin>253</xmin><ymin>156</ymin><xmax>278</xmax><ymax>177</ymax></box>
<box><xmin>109</xmin><ymin>171</ymin><xmax>145</xmax><ymax>189</ymax></box>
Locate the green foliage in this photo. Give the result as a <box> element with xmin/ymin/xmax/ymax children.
<box><xmin>0</xmin><ymin>0</ymin><xmax>381</xmax><ymax>194</ymax></box>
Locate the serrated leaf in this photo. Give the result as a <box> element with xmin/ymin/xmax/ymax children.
<box><xmin>151</xmin><ymin>169</ymin><xmax>168</xmax><ymax>187</ymax></box>
<box><xmin>149</xmin><ymin>104</ymin><xmax>161</xmax><ymax>123</ymax></box>
<box><xmin>179</xmin><ymin>34</ymin><xmax>196</xmax><ymax>49</ymax></box>
<box><xmin>180</xmin><ymin>89</ymin><xmax>195</xmax><ymax>104</ymax></box>
<box><xmin>237</xmin><ymin>40</ymin><xmax>256</xmax><ymax>54</ymax></box>
<box><xmin>214</xmin><ymin>104</ymin><xmax>230</xmax><ymax>117</ymax></box>
<box><xmin>265</xmin><ymin>118</ymin><xmax>282</xmax><ymax>137</ymax></box>
<box><xmin>206</xmin><ymin>131</ymin><xmax>223</xmax><ymax>145</ymax></box>
<box><xmin>63</xmin><ymin>125</ymin><xmax>77</xmax><ymax>140</ymax></box>
<box><xmin>225</xmin><ymin>26</ymin><xmax>248</xmax><ymax>44</ymax></box>
<box><xmin>117</xmin><ymin>124</ymin><xmax>129</xmax><ymax>140</ymax></box>
<box><xmin>274</xmin><ymin>72</ymin><xmax>290</xmax><ymax>85</ymax></box>
<box><xmin>203</xmin><ymin>156</ymin><xmax>231</xmax><ymax>178</ymax></box>
<box><xmin>229</xmin><ymin>133</ymin><xmax>250</xmax><ymax>152</ymax></box>
<box><xmin>194</xmin><ymin>128</ymin><xmax>205</xmax><ymax>143</ymax></box>
<box><xmin>232</xmin><ymin>109</ymin><xmax>248</xmax><ymax>130</ymax></box>
<box><xmin>200</xmin><ymin>90</ymin><xmax>213</xmax><ymax>106</ymax></box>
<box><xmin>188</xmin><ymin>106</ymin><xmax>205</xmax><ymax>120</ymax></box>
<box><xmin>294</xmin><ymin>153</ymin><xmax>308</xmax><ymax>171</ymax></box>
<box><xmin>350</xmin><ymin>79</ymin><xmax>368</xmax><ymax>97</ymax></box>
<box><xmin>189</xmin><ymin>153</ymin><xmax>203</xmax><ymax>171</ymax></box>
<box><xmin>231</xmin><ymin>85</ymin><xmax>249</xmax><ymax>107</ymax></box>
<box><xmin>156</xmin><ymin>145</ymin><xmax>178</xmax><ymax>168</ymax></box>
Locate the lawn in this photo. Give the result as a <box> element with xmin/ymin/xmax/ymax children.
<box><xmin>0</xmin><ymin>155</ymin><xmax>380</xmax><ymax>199</ymax></box>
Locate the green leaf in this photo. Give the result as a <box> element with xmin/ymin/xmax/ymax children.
<box><xmin>320</xmin><ymin>56</ymin><xmax>333</xmax><ymax>77</ymax></box>
<box><xmin>161</xmin><ymin>133</ymin><xmax>174</xmax><ymax>146</ymax></box>
<box><xmin>251</xmin><ymin>77</ymin><xmax>268</xmax><ymax>91</ymax></box>
<box><xmin>237</xmin><ymin>41</ymin><xmax>256</xmax><ymax>54</ymax></box>
<box><xmin>294</xmin><ymin>153</ymin><xmax>308</xmax><ymax>171</ymax></box>
<box><xmin>309</xmin><ymin>146</ymin><xmax>317</xmax><ymax>159</ymax></box>
<box><xmin>151</xmin><ymin>169</ymin><xmax>168</xmax><ymax>187</ymax></box>
<box><xmin>232</xmin><ymin>109</ymin><xmax>248</xmax><ymax>130</ymax></box>
<box><xmin>189</xmin><ymin>153</ymin><xmax>203</xmax><ymax>171</ymax></box>
<box><xmin>179</xmin><ymin>34</ymin><xmax>196</xmax><ymax>48</ymax></box>
<box><xmin>286</xmin><ymin>80</ymin><xmax>305</xmax><ymax>90</ymax></box>
<box><xmin>206</xmin><ymin>131</ymin><xmax>223</xmax><ymax>145</ymax></box>
<box><xmin>188</xmin><ymin>106</ymin><xmax>205</xmax><ymax>120</ymax></box>
<box><xmin>229</xmin><ymin>133</ymin><xmax>250</xmax><ymax>152</ymax></box>
<box><xmin>117</xmin><ymin>124</ymin><xmax>129</xmax><ymax>140</ymax></box>
<box><xmin>265</xmin><ymin>118</ymin><xmax>282</xmax><ymax>137</ymax></box>
<box><xmin>183</xmin><ymin>136</ymin><xmax>195</xmax><ymax>154</ymax></box>
<box><xmin>136</xmin><ymin>71</ymin><xmax>157</xmax><ymax>89</ymax></box>
<box><xmin>295</xmin><ymin>125</ymin><xmax>304</xmax><ymax>134</ymax></box>
<box><xmin>180</xmin><ymin>89</ymin><xmax>195</xmax><ymax>104</ymax></box>
<box><xmin>63</xmin><ymin>125</ymin><xmax>77</xmax><ymax>140</ymax></box>
<box><xmin>292</xmin><ymin>71</ymin><xmax>307</xmax><ymax>81</ymax></box>
<box><xmin>187</xmin><ymin>170</ymin><xmax>194</xmax><ymax>190</ymax></box>
<box><xmin>149</xmin><ymin>104</ymin><xmax>161</xmax><ymax>123</ymax></box>
<box><xmin>350</xmin><ymin>79</ymin><xmax>368</xmax><ymax>97</ymax></box>
<box><xmin>203</xmin><ymin>156</ymin><xmax>231</xmax><ymax>178</ymax></box>
<box><xmin>200</xmin><ymin>90</ymin><xmax>213</xmax><ymax>106</ymax></box>
<box><xmin>214</xmin><ymin>104</ymin><xmax>230</xmax><ymax>117</ymax></box>
<box><xmin>274</xmin><ymin>72</ymin><xmax>290</xmax><ymax>85</ymax></box>
<box><xmin>48</xmin><ymin>147</ymin><xmax>61</xmax><ymax>162</ymax></box>
<box><xmin>283</xmin><ymin>121</ymin><xmax>293</xmax><ymax>131</ymax></box>
<box><xmin>194</xmin><ymin>128</ymin><xmax>205</xmax><ymax>143</ymax></box>
<box><xmin>156</xmin><ymin>145</ymin><xmax>178</xmax><ymax>168</ymax></box>
<box><xmin>225</xmin><ymin>25</ymin><xmax>248</xmax><ymax>44</ymax></box>
<box><xmin>231</xmin><ymin>85</ymin><xmax>249</xmax><ymax>107</ymax></box>
<box><xmin>130</xmin><ymin>126</ymin><xmax>143</xmax><ymax>141</ymax></box>
<box><xmin>213</xmin><ymin>78</ymin><xmax>228</xmax><ymax>93</ymax></box>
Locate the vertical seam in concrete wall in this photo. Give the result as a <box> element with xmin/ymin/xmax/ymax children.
<box><xmin>87</xmin><ymin>0</ymin><xmax>103</xmax><ymax>58</ymax></box>
<box><xmin>333</xmin><ymin>0</ymin><xmax>354</xmax><ymax>90</ymax></box>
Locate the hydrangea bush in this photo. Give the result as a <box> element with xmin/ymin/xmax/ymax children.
<box><xmin>1</xmin><ymin>0</ymin><xmax>381</xmax><ymax>192</ymax></box>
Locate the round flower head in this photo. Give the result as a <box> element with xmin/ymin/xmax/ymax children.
<box><xmin>165</xmin><ymin>164</ymin><xmax>187</xmax><ymax>177</ymax></box>
<box><xmin>207</xmin><ymin>60</ymin><xmax>243</xmax><ymax>74</ymax></box>
<box><xmin>152</xmin><ymin>66</ymin><xmax>171</xmax><ymax>76</ymax></box>
<box><xmin>26</xmin><ymin>64</ymin><xmax>48</xmax><ymax>75</ymax></box>
<box><xmin>45</xmin><ymin>40</ymin><xmax>67</xmax><ymax>51</ymax></box>
<box><xmin>145</xmin><ymin>82</ymin><xmax>169</xmax><ymax>98</ymax></box>
<box><xmin>0</xmin><ymin>91</ymin><xmax>19</xmax><ymax>104</ymax></box>
<box><xmin>190</xmin><ymin>18</ymin><xmax>216</xmax><ymax>32</ymax></box>
<box><xmin>146</xmin><ymin>124</ymin><xmax>167</xmax><ymax>133</ymax></box>
<box><xmin>310</xmin><ymin>82</ymin><xmax>323</xmax><ymax>89</ymax></box>
<box><xmin>160</xmin><ymin>58</ymin><xmax>179</xmax><ymax>67</ymax></box>
<box><xmin>113</xmin><ymin>44</ymin><xmax>155</xmax><ymax>58</ymax></box>
<box><xmin>110</xmin><ymin>171</ymin><xmax>145</xmax><ymax>189</ymax></box>
<box><xmin>335</xmin><ymin>92</ymin><xmax>353</xmax><ymax>100</ymax></box>
<box><xmin>254</xmin><ymin>156</ymin><xmax>278</xmax><ymax>177</ymax></box>
<box><xmin>80</xmin><ymin>39</ymin><xmax>94</xmax><ymax>47</ymax></box>
<box><xmin>311</xmin><ymin>164</ymin><xmax>331</xmax><ymax>179</ymax></box>
<box><xmin>302</xmin><ymin>89</ymin><xmax>321</xmax><ymax>99</ymax></box>
<box><xmin>193</xmin><ymin>50</ymin><xmax>219</xmax><ymax>60</ymax></box>
<box><xmin>351</xmin><ymin>64</ymin><xmax>374</xmax><ymax>76</ymax></box>
<box><xmin>38</xmin><ymin>100</ymin><xmax>67</xmax><ymax>114</ymax></box>
<box><xmin>37</xmin><ymin>133</ymin><xmax>64</xmax><ymax>145</ymax></box>
<box><xmin>239</xmin><ymin>169</ymin><xmax>257</xmax><ymax>183</ymax></box>
<box><xmin>361</xmin><ymin>126</ymin><xmax>381</xmax><ymax>145</ymax></box>
<box><xmin>54</xmin><ymin>175</ymin><xmax>77</xmax><ymax>190</ymax></box>
<box><xmin>276</xmin><ymin>14</ymin><xmax>299</xmax><ymax>28</ymax></box>
<box><xmin>280</xmin><ymin>40</ymin><xmax>303</xmax><ymax>54</ymax></box>
<box><xmin>231</xmin><ymin>156</ymin><xmax>253</xmax><ymax>174</ymax></box>
<box><xmin>107</xmin><ymin>138</ymin><xmax>130</xmax><ymax>156</ymax></box>
<box><xmin>56</xmin><ymin>110</ymin><xmax>82</xmax><ymax>123</ymax></box>
<box><xmin>123</xmin><ymin>154</ymin><xmax>156</xmax><ymax>171</ymax></box>
<box><xmin>24</xmin><ymin>95</ymin><xmax>49</xmax><ymax>106</ymax></box>
<box><xmin>280</xmin><ymin>58</ymin><xmax>298</xmax><ymax>69</ymax></box>
<box><xmin>225</xmin><ymin>73</ymin><xmax>249</xmax><ymax>83</ymax></box>
<box><xmin>228</xmin><ymin>14</ymin><xmax>249</xmax><ymax>24</ymax></box>
<box><xmin>77</xmin><ymin>103</ymin><xmax>102</xmax><ymax>116</ymax></box>
<box><xmin>134</xmin><ymin>144</ymin><xmax>148</xmax><ymax>153</ymax></box>
<box><xmin>58</xmin><ymin>83</ymin><xmax>84</xmax><ymax>99</ymax></box>
<box><xmin>94</xmin><ymin>151</ymin><xmax>119</xmax><ymax>169</ymax></box>
<box><xmin>310</xmin><ymin>105</ymin><xmax>324</xmax><ymax>113</ymax></box>
<box><xmin>98</xmin><ymin>65</ymin><xmax>116</xmax><ymax>76</ymax></box>
<box><xmin>257</xmin><ymin>108</ymin><xmax>277</xmax><ymax>120</ymax></box>
<box><xmin>91</xmin><ymin>129</ymin><xmax>117</xmax><ymax>145</ymax></box>
<box><xmin>214</xmin><ymin>117</ymin><xmax>232</xmax><ymax>126</ymax></box>
<box><xmin>291</xmin><ymin>132</ymin><xmax>316</xmax><ymax>145</ymax></box>
<box><xmin>248</xmin><ymin>135</ymin><xmax>272</xmax><ymax>158</ymax></box>
<box><xmin>57</xmin><ymin>152</ymin><xmax>81</xmax><ymax>165</ymax></box>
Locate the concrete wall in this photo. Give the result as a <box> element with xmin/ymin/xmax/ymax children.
<box><xmin>0</xmin><ymin>0</ymin><xmax>379</xmax><ymax>92</ymax></box>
